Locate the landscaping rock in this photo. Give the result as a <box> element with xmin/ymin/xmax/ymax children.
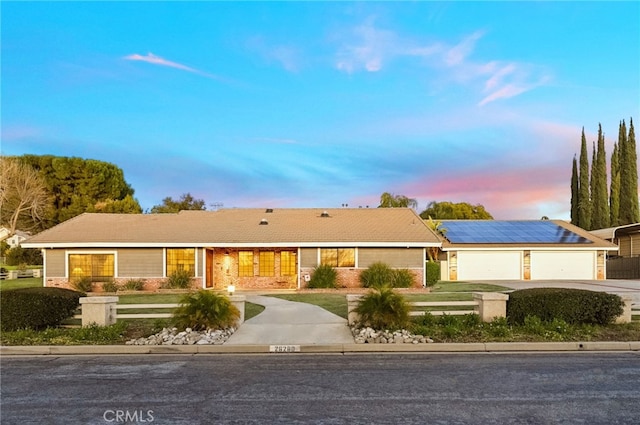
<box><xmin>126</xmin><ymin>327</ymin><xmax>236</xmax><ymax>345</ymax></box>
<box><xmin>351</xmin><ymin>326</ymin><xmax>435</xmax><ymax>344</ymax></box>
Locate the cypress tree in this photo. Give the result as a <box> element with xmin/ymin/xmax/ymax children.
<box><xmin>610</xmin><ymin>141</ymin><xmax>620</xmax><ymax>226</ymax></box>
<box><xmin>589</xmin><ymin>142</ymin><xmax>598</xmax><ymax>229</ymax></box>
<box><xmin>627</xmin><ymin>119</ymin><xmax>639</xmax><ymax>223</ymax></box>
<box><xmin>578</xmin><ymin>128</ymin><xmax>591</xmax><ymax>229</ymax></box>
<box><xmin>570</xmin><ymin>156</ymin><xmax>579</xmax><ymax>225</ymax></box>
<box><xmin>591</xmin><ymin>124</ymin><xmax>609</xmax><ymax>229</ymax></box>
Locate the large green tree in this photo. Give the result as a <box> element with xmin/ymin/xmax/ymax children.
<box><xmin>419</xmin><ymin>201</ymin><xmax>493</xmax><ymax>220</ymax></box>
<box><xmin>590</xmin><ymin>124</ymin><xmax>609</xmax><ymax>229</ymax></box>
<box><xmin>570</xmin><ymin>156</ymin><xmax>579</xmax><ymax>225</ymax></box>
<box><xmin>150</xmin><ymin>193</ymin><xmax>206</xmax><ymax>213</ymax></box>
<box><xmin>378</xmin><ymin>192</ymin><xmax>418</xmax><ymax>209</ymax></box>
<box><xmin>577</xmin><ymin>128</ymin><xmax>591</xmax><ymax>229</ymax></box>
<box><xmin>619</xmin><ymin>118</ymin><xmax>639</xmax><ymax>224</ymax></box>
<box><xmin>18</xmin><ymin>155</ymin><xmax>140</xmax><ymax>225</ymax></box>
<box><xmin>609</xmin><ymin>139</ymin><xmax>621</xmax><ymax>226</ymax></box>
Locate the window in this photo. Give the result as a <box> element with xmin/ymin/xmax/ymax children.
<box><xmin>280</xmin><ymin>251</ymin><xmax>296</xmax><ymax>276</ymax></box>
<box><xmin>259</xmin><ymin>251</ymin><xmax>275</xmax><ymax>277</ymax></box>
<box><xmin>320</xmin><ymin>248</ymin><xmax>355</xmax><ymax>267</ymax></box>
<box><xmin>69</xmin><ymin>254</ymin><xmax>114</xmax><ymax>281</ymax></box>
<box><xmin>166</xmin><ymin>248</ymin><xmax>195</xmax><ymax>277</ymax></box>
<box><xmin>238</xmin><ymin>251</ymin><xmax>254</xmax><ymax>277</ymax></box>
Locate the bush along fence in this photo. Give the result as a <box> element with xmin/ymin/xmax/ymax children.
<box><xmin>76</xmin><ymin>296</ymin><xmax>246</xmax><ymax>327</ymax></box>
<box><xmin>346</xmin><ymin>292</ymin><xmax>637</xmax><ymax>327</ymax></box>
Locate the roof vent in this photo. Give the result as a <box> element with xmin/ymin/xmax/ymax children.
<box><xmin>259</xmin><ymin>218</ymin><xmax>268</xmax><ymax>225</ymax></box>
<box><xmin>320</xmin><ymin>211</ymin><xmax>330</xmax><ymax>217</ymax></box>
<box><xmin>265</xmin><ymin>208</ymin><xmax>274</xmax><ymax>213</ymax></box>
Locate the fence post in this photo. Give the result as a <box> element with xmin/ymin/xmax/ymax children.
<box><xmin>472</xmin><ymin>292</ymin><xmax>509</xmax><ymax>322</ymax></box>
<box><xmin>615</xmin><ymin>295</ymin><xmax>633</xmax><ymax>324</ymax></box>
<box><xmin>346</xmin><ymin>295</ymin><xmax>363</xmax><ymax>326</ymax></box>
<box><xmin>229</xmin><ymin>295</ymin><xmax>246</xmax><ymax>326</ymax></box>
<box><xmin>79</xmin><ymin>296</ymin><xmax>119</xmax><ymax>327</ymax></box>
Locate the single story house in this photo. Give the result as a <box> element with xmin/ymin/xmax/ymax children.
<box><xmin>22</xmin><ymin>208</ymin><xmax>441</xmax><ymax>291</ymax></box>
<box><xmin>437</xmin><ymin>220</ymin><xmax>617</xmax><ymax>281</ymax></box>
<box><xmin>590</xmin><ymin>223</ymin><xmax>640</xmax><ymax>258</ymax></box>
<box><xmin>5</xmin><ymin>230</ymin><xmax>30</xmax><ymax>248</ymax></box>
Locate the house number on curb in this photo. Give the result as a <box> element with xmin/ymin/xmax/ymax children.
<box><xmin>269</xmin><ymin>345</ymin><xmax>301</xmax><ymax>353</ymax></box>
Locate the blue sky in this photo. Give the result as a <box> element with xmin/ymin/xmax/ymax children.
<box><xmin>2</xmin><ymin>1</ymin><xmax>638</xmax><ymax>219</ymax></box>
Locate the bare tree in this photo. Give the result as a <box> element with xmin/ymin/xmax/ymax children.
<box><xmin>0</xmin><ymin>157</ymin><xmax>50</xmax><ymax>234</ymax></box>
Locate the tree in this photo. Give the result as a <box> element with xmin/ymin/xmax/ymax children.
<box><xmin>590</xmin><ymin>124</ymin><xmax>609</xmax><ymax>230</ymax></box>
<box><xmin>619</xmin><ymin>118</ymin><xmax>639</xmax><ymax>224</ymax></box>
<box><xmin>610</xmin><ymin>140</ymin><xmax>620</xmax><ymax>226</ymax></box>
<box><xmin>92</xmin><ymin>195</ymin><xmax>143</xmax><ymax>214</ymax></box>
<box><xmin>150</xmin><ymin>193</ymin><xmax>206</xmax><ymax>213</ymax></box>
<box><xmin>0</xmin><ymin>157</ymin><xmax>51</xmax><ymax>234</ymax></box>
<box><xmin>577</xmin><ymin>128</ymin><xmax>591</xmax><ymax>229</ymax></box>
<box><xmin>419</xmin><ymin>201</ymin><xmax>493</xmax><ymax>220</ymax></box>
<box><xmin>425</xmin><ymin>216</ymin><xmax>446</xmax><ymax>262</ymax></box>
<box><xmin>378</xmin><ymin>192</ymin><xmax>418</xmax><ymax>209</ymax></box>
<box><xmin>570</xmin><ymin>155</ymin><xmax>579</xmax><ymax>225</ymax></box>
<box><xmin>19</xmin><ymin>155</ymin><xmax>139</xmax><ymax>226</ymax></box>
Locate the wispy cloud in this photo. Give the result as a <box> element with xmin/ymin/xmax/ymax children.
<box><xmin>445</xmin><ymin>30</ymin><xmax>483</xmax><ymax>66</ymax></box>
<box><xmin>123</xmin><ymin>52</ymin><xmax>226</xmax><ymax>81</ymax></box>
<box><xmin>246</xmin><ymin>37</ymin><xmax>302</xmax><ymax>72</ymax></box>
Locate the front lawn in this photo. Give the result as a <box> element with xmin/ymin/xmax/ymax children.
<box><xmin>0</xmin><ymin>277</ymin><xmax>43</xmax><ymax>291</ymax></box>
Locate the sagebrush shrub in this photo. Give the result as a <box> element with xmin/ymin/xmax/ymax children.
<box><xmin>354</xmin><ymin>287</ymin><xmax>410</xmax><ymax>330</ymax></box>
<box><xmin>391</xmin><ymin>269</ymin><xmax>415</xmax><ymax>288</ymax></box>
<box><xmin>173</xmin><ymin>290</ymin><xmax>240</xmax><ymax>331</ymax></box>
<box><xmin>507</xmin><ymin>288</ymin><xmax>624</xmax><ymax>325</ymax></box>
<box><xmin>1</xmin><ymin>287</ymin><xmax>84</xmax><ymax>331</ymax></box>
<box><xmin>307</xmin><ymin>264</ymin><xmax>338</xmax><ymax>289</ymax></box>
<box><xmin>359</xmin><ymin>262</ymin><xmax>393</xmax><ymax>288</ymax></box>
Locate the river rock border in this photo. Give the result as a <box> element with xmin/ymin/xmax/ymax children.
<box><xmin>352</xmin><ymin>326</ymin><xmax>434</xmax><ymax>344</ymax></box>
<box><xmin>126</xmin><ymin>327</ymin><xmax>236</xmax><ymax>345</ymax></box>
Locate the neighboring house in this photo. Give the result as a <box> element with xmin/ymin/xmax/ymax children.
<box><xmin>6</xmin><ymin>231</ymin><xmax>30</xmax><ymax>248</ymax></box>
<box><xmin>590</xmin><ymin>223</ymin><xmax>640</xmax><ymax>258</ymax></box>
<box><xmin>436</xmin><ymin>220</ymin><xmax>617</xmax><ymax>281</ymax></box>
<box><xmin>590</xmin><ymin>223</ymin><xmax>640</xmax><ymax>279</ymax></box>
<box><xmin>21</xmin><ymin>208</ymin><xmax>441</xmax><ymax>291</ymax></box>
<box><xmin>0</xmin><ymin>227</ymin><xmax>10</xmax><ymax>242</ymax></box>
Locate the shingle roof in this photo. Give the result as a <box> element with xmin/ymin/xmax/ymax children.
<box><xmin>436</xmin><ymin>220</ymin><xmax>617</xmax><ymax>250</ymax></box>
<box><xmin>23</xmin><ymin>208</ymin><xmax>441</xmax><ymax>248</ymax></box>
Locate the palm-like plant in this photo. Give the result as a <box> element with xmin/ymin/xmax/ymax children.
<box><xmin>354</xmin><ymin>287</ymin><xmax>410</xmax><ymax>330</ymax></box>
<box><xmin>173</xmin><ymin>290</ymin><xmax>240</xmax><ymax>331</ymax></box>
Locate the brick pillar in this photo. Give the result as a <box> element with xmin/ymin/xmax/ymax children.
<box><xmin>79</xmin><ymin>296</ymin><xmax>118</xmax><ymax>327</ymax></box>
<box><xmin>472</xmin><ymin>292</ymin><xmax>509</xmax><ymax>322</ymax></box>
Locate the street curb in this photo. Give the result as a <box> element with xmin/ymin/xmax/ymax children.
<box><xmin>2</xmin><ymin>341</ymin><xmax>639</xmax><ymax>356</ymax></box>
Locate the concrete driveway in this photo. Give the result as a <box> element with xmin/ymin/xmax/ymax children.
<box><xmin>474</xmin><ymin>279</ymin><xmax>640</xmax><ymax>304</ymax></box>
<box><xmin>225</xmin><ymin>295</ymin><xmax>354</xmax><ymax>345</ymax></box>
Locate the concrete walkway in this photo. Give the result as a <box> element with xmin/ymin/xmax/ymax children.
<box><xmin>225</xmin><ymin>295</ymin><xmax>354</xmax><ymax>345</ymax></box>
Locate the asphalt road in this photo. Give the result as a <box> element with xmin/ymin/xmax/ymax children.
<box><xmin>2</xmin><ymin>353</ymin><xmax>639</xmax><ymax>424</ymax></box>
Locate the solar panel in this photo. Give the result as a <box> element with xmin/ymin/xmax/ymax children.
<box><xmin>439</xmin><ymin>221</ymin><xmax>592</xmax><ymax>244</ymax></box>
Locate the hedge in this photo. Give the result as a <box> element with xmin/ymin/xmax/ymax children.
<box><xmin>506</xmin><ymin>288</ymin><xmax>624</xmax><ymax>326</ymax></box>
<box><xmin>0</xmin><ymin>287</ymin><xmax>84</xmax><ymax>331</ymax></box>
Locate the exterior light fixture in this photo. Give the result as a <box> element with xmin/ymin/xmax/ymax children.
<box><xmin>227</xmin><ymin>284</ymin><xmax>235</xmax><ymax>296</ymax></box>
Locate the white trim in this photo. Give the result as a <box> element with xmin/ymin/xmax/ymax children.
<box><xmin>297</xmin><ymin>247</ymin><xmax>301</xmax><ymax>290</ymax></box>
<box><xmin>23</xmin><ymin>241</ymin><xmax>440</xmax><ymax>249</ymax></box>
<box><xmin>42</xmin><ymin>249</ymin><xmax>47</xmax><ymax>287</ymax></box>
<box><xmin>441</xmin><ymin>246</ymin><xmax>617</xmax><ymax>252</ymax></box>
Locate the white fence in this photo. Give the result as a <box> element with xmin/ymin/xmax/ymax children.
<box><xmin>407</xmin><ymin>301</ymin><xmax>478</xmax><ymax>317</ymax></box>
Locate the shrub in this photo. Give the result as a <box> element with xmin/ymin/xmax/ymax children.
<box><xmin>354</xmin><ymin>287</ymin><xmax>410</xmax><ymax>330</ymax></box>
<box><xmin>425</xmin><ymin>262</ymin><xmax>441</xmax><ymax>287</ymax></box>
<box><xmin>359</xmin><ymin>262</ymin><xmax>393</xmax><ymax>288</ymax></box>
<box><xmin>507</xmin><ymin>288</ymin><xmax>624</xmax><ymax>326</ymax></box>
<box><xmin>173</xmin><ymin>290</ymin><xmax>240</xmax><ymax>331</ymax></box>
<box><xmin>391</xmin><ymin>269</ymin><xmax>414</xmax><ymax>288</ymax></box>
<box><xmin>70</xmin><ymin>276</ymin><xmax>94</xmax><ymax>292</ymax></box>
<box><xmin>165</xmin><ymin>269</ymin><xmax>193</xmax><ymax>289</ymax></box>
<box><xmin>5</xmin><ymin>247</ymin><xmax>43</xmax><ymax>266</ymax></box>
<box><xmin>0</xmin><ymin>287</ymin><xmax>84</xmax><ymax>331</ymax></box>
<box><xmin>307</xmin><ymin>264</ymin><xmax>338</xmax><ymax>289</ymax></box>
<box><xmin>102</xmin><ymin>280</ymin><xmax>119</xmax><ymax>293</ymax></box>
<box><xmin>122</xmin><ymin>279</ymin><xmax>145</xmax><ymax>291</ymax></box>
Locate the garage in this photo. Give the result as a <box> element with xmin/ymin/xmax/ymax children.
<box><xmin>457</xmin><ymin>251</ymin><xmax>522</xmax><ymax>280</ymax></box>
<box><xmin>530</xmin><ymin>251</ymin><xmax>595</xmax><ymax>280</ymax></box>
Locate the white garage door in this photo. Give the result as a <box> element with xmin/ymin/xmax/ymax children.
<box><xmin>457</xmin><ymin>251</ymin><xmax>522</xmax><ymax>280</ymax></box>
<box><xmin>530</xmin><ymin>251</ymin><xmax>595</xmax><ymax>280</ymax></box>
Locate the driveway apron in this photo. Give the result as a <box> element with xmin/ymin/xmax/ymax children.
<box><xmin>225</xmin><ymin>295</ymin><xmax>354</xmax><ymax>345</ymax></box>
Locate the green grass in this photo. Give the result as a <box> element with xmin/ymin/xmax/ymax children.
<box><xmin>269</xmin><ymin>293</ymin><xmax>347</xmax><ymax>318</ymax></box>
<box><xmin>0</xmin><ymin>277</ymin><xmax>43</xmax><ymax>291</ymax></box>
<box><xmin>431</xmin><ymin>282</ymin><xmax>510</xmax><ymax>293</ymax></box>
